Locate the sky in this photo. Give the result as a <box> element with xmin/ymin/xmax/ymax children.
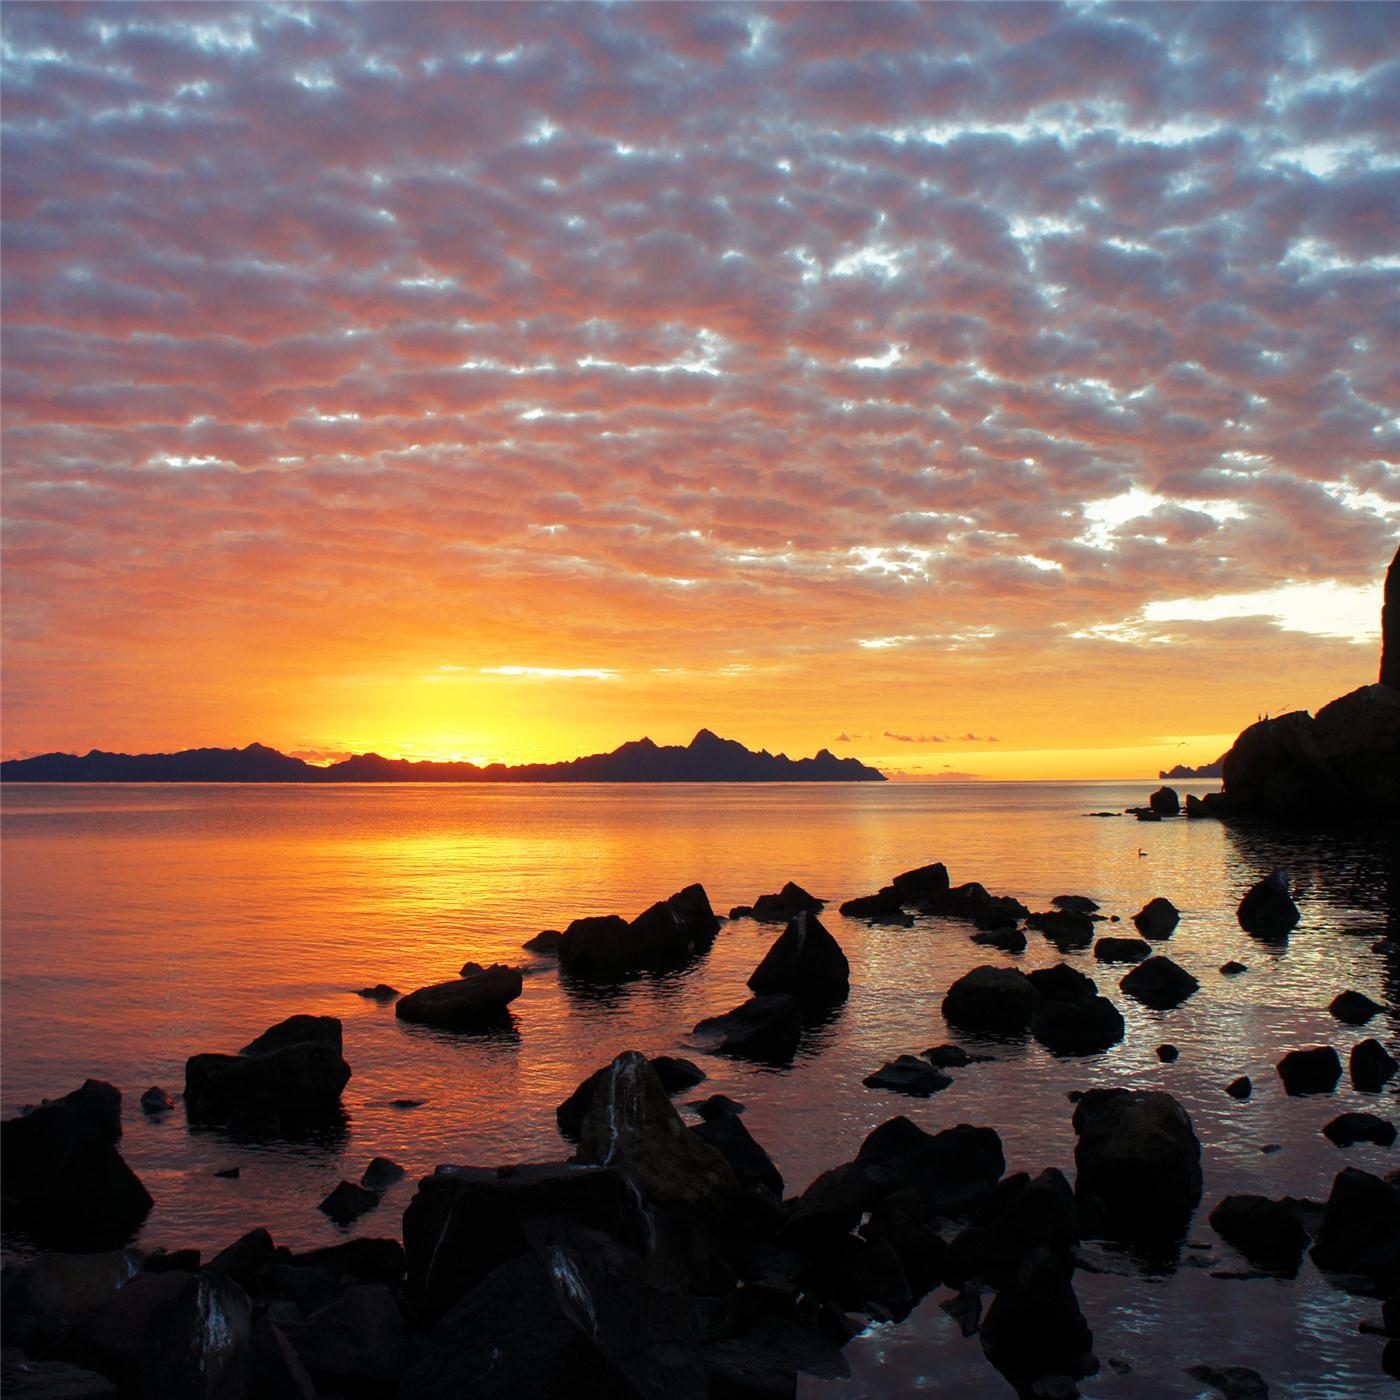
<box><xmin>2</xmin><ymin>1</ymin><xmax>1397</xmax><ymax>780</ymax></box>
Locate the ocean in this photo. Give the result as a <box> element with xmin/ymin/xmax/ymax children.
<box><xmin>2</xmin><ymin>780</ymin><xmax>1395</xmax><ymax>1396</ymax></box>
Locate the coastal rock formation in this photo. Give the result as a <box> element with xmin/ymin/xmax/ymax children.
<box><xmin>747</xmin><ymin>911</ymin><xmax>850</xmax><ymax>1003</ymax></box>
<box><xmin>1329</xmin><ymin>990</ymin><xmax>1386</xmax><ymax>1025</ymax></box>
<box><xmin>1027</xmin><ymin>909</ymin><xmax>1096</xmax><ymax>951</ymax></box>
<box><xmin>741</xmin><ymin>881</ymin><xmax>824</xmax><ymax>921</ymax></box>
<box><xmin>1150</xmin><ymin>786</ymin><xmax>1180</xmax><ymax>816</ymax></box>
<box><xmin>1134</xmin><ymin>896</ymin><xmax>1180</xmax><ymax>940</ymax></box>
<box><xmin>1322</xmin><ymin>1112</ymin><xmax>1395</xmax><ymax>1148</ymax></box>
<box><xmin>1209</xmin><ymin>1195</ymin><xmax>1309</xmax><ymax>1274</ymax></box>
<box><xmin>1309</xmin><ymin>1167</ymin><xmax>1400</xmax><ymax>1294</ymax></box>
<box><xmin>690</xmin><ymin>1112</ymin><xmax>785</xmax><ymax>1197</ymax></box>
<box><xmin>1237</xmin><ymin>872</ymin><xmax>1300</xmax><ymax>938</ymax></box>
<box><xmin>395</xmin><ymin>965</ymin><xmax>522</xmax><ymax>1030</ymax></box>
<box><xmin>1120</xmin><ymin>956</ymin><xmax>1199</xmax><ymax>1010</ymax></box>
<box><xmin>1032</xmin><ymin>993</ymin><xmax>1126</xmax><ymax>1057</ymax></box>
<box><xmin>692</xmin><ymin>994</ymin><xmax>802</xmax><ymax>1062</ymax></box>
<box><xmin>1094</xmin><ymin>936</ymin><xmax>1151</xmax><ymax>963</ymax></box>
<box><xmin>980</xmin><ymin>1244</ymin><xmax>1095</xmax><ymax>1390</ymax></box>
<box><xmin>942</xmin><ymin>966</ymin><xmax>1040</xmax><ymax>1035</ymax></box>
<box><xmin>557</xmin><ymin>884</ymin><xmax>719</xmax><ymax>975</ymax></box>
<box><xmin>0</xmin><ymin>1080</ymin><xmax>152</xmax><ymax>1249</ymax></box>
<box><xmin>1072</xmin><ymin>1089</ymin><xmax>1203</xmax><ymax>1243</ymax></box>
<box><xmin>862</xmin><ymin>1055</ymin><xmax>953</xmax><ymax>1097</ymax></box>
<box><xmin>184</xmin><ymin>1015</ymin><xmax>350</xmax><ymax>1132</ymax></box>
<box><xmin>556</xmin><ymin>1055</ymin><xmax>704</xmax><ymax>1138</ymax></box>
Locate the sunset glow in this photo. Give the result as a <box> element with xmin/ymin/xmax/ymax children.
<box><xmin>2</xmin><ymin>2</ymin><xmax>1396</xmax><ymax>777</ymax></box>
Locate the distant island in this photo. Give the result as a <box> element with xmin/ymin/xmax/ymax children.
<box><xmin>1158</xmin><ymin>755</ymin><xmax>1224</xmax><ymax>780</ymax></box>
<box><xmin>0</xmin><ymin>729</ymin><xmax>886</xmax><ymax>784</ymax></box>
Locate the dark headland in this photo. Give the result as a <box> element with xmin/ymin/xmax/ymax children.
<box><xmin>0</xmin><ymin>728</ymin><xmax>886</xmax><ymax>784</ymax></box>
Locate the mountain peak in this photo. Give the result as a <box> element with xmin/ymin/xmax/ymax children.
<box><xmin>689</xmin><ymin>727</ymin><xmax>723</xmax><ymax>748</ymax></box>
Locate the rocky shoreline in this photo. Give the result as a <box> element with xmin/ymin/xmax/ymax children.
<box><xmin>3</xmin><ymin>858</ymin><xmax>1398</xmax><ymax>1400</ymax></box>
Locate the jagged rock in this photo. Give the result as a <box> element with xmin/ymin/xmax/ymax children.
<box><xmin>522</xmin><ymin>930</ymin><xmax>561</xmax><ymax>954</ymax></box>
<box><xmin>1185</xmin><ymin>1364</ymin><xmax>1270</xmax><ymax>1399</ymax></box>
<box><xmin>1209</xmin><ymin>1195</ymin><xmax>1309</xmax><ymax>1274</ymax></box>
<box><xmin>1027</xmin><ymin>909</ymin><xmax>1096</xmax><ymax>951</ymax></box>
<box><xmin>1033</xmin><ymin>995</ymin><xmax>1125</xmax><ymax>1056</ymax></box>
<box><xmin>0</xmin><ymin>1249</ymin><xmax>143</xmax><ymax>1355</ymax></box>
<box><xmin>140</xmin><ymin>1273</ymin><xmax>253</xmax><ymax>1400</ymax></box>
<box><xmin>361</xmin><ymin>1156</ymin><xmax>406</xmax><ymax>1191</ymax></box>
<box><xmin>1149</xmin><ymin>786</ymin><xmax>1180</xmax><ymax>815</ymax></box>
<box><xmin>749</xmin><ymin>881</ymin><xmax>824</xmax><ymax>921</ymax></box>
<box><xmin>747</xmin><ymin>912</ymin><xmax>849</xmax><ymax>1003</ymax></box>
<box><xmin>941</xmin><ymin>1285</ymin><xmax>982</xmax><ymax>1336</ymax></box>
<box><xmin>1237</xmin><ymin>871</ymin><xmax>1300</xmax><ymax>938</ymax></box>
<box><xmin>355</xmin><ymin>984</ymin><xmax>400</xmax><ymax>1000</ymax></box>
<box><xmin>557</xmin><ymin>884</ymin><xmax>719</xmax><ymax>974</ymax></box>
<box><xmin>1330</xmin><ymin>990</ymin><xmax>1387</xmax><ymax>1025</ymax></box>
<box><xmin>861</xmin><ymin>1188</ymin><xmax>948</xmax><ymax>1296</ymax></box>
<box><xmin>395</xmin><ymin>965</ymin><xmax>522</xmax><ymax>1029</ymax></box>
<box><xmin>1</xmin><ymin>1081</ymin><xmax>152</xmax><ymax>1249</ymax></box>
<box><xmin>1310</xmin><ymin>1168</ymin><xmax>1400</xmax><ymax>1293</ymax></box>
<box><xmin>980</xmin><ymin>1245</ymin><xmax>1095</xmax><ymax>1389</ymax></box>
<box><xmin>942</xmin><ymin>966</ymin><xmax>1040</xmax><ymax>1035</ymax></box>
<box><xmin>1353</xmin><ymin>1039</ymin><xmax>1399</xmax><ymax>1092</ymax></box>
<box><xmin>557</xmin><ymin>1056</ymin><xmax>705</xmax><ymax>1138</ymax></box>
<box><xmin>576</xmin><ymin>1051</ymin><xmax>740</xmax><ymax>1215</ymax></box>
<box><xmin>652</xmin><ymin>1056</ymin><xmax>707</xmax><ymax>1091</ymax></box>
<box><xmin>318</xmin><ymin>1180</ymin><xmax>380</xmax><ymax>1224</ymax></box>
<box><xmin>1094</xmin><ymin>937</ymin><xmax>1151</xmax><ymax>963</ymax></box>
<box><xmin>971</xmin><ymin>925</ymin><xmax>1027</xmax><ymax>952</ymax></box>
<box><xmin>1072</xmin><ymin>1089</ymin><xmax>1202</xmax><ymax>1243</ymax></box>
<box><xmin>691</xmin><ymin>1113</ymin><xmax>784</xmax><ymax>1198</ymax></box>
<box><xmin>692</xmin><ymin>994</ymin><xmax>801</xmax><ymax>1062</ymax></box>
<box><xmin>1323</xmin><ymin>1113</ymin><xmax>1396</xmax><ymax>1148</ymax></box>
<box><xmin>862</xmin><ymin>1055</ymin><xmax>952</xmax><ymax>1096</ymax></box>
<box><xmin>919</xmin><ymin>880</ymin><xmax>1029</xmax><ymax>928</ymax></box>
<box><xmin>140</xmin><ymin>1087</ymin><xmax>175</xmax><ymax>1114</ymax></box>
<box><xmin>1052</xmin><ymin>895</ymin><xmax>1100</xmax><ymax>913</ymax></box>
<box><xmin>1028</xmin><ymin>965</ymin><xmax>1097</xmax><ymax>1002</ymax></box>
<box><xmin>0</xmin><ymin>1353</ymin><xmax>119</xmax><ymax>1399</ymax></box>
<box><xmin>1277</xmin><ymin>1045</ymin><xmax>1343</xmax><ymax>1095</ymax></box>
<box><xmin>1227</xmin><ymin>1076</ymin><xmax>1252</xmax><ymax>1100</ymax></box>
<box><xmin>184</xmin><ymin>1017</ymin><xmax>351</xmax><ymax>1132</ymax></box>
<box><xmin>891</xmin><ymin>863</ymin><xmax>951</xmax><ymax>900</ymax></box>
<box><xmin>1133</xmin><ymin>897</ymin><xmax>1180</xmax><ymax>940</ymax></box>
<box><xmin>281</xmin><ymin>1283</ymin><xmax>414</xmax><ymax>1396</ymax></box>
<box><xmin>204</xmin><ymin>1229</ymin><xmax>278</xmax><ymax>1291</ymax></box>
<box><xmin>1120</xmin><ymin>956</ymin><xmax>1199</xmax><ymax>1010</ymax></box>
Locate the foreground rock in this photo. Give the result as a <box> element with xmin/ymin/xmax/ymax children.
<box><xmin>1236</xmin><ymin>871</ymin><xmax>1300</xmax><ymax>938</ymax></box>
<box><xmin>747</xmin><ymin>911</ymin><xmax>849</xmax><ymax>1004</ymax></box>
<box><xmin>1133</xmin><ymin>896</ymin><xmax>1179</xmax><ymax>940</ymax></box>
<box><xmin>1209</xmin><ymin>1195</ymin><xmax>1309</xmax><ymax>1274</ymax></box>
<box><xmin>1277</xmin><ymin>1045</ymin><xmax>1342</xmax><ymax>1096</ymax></box>
<box><xmin>557</xmin><ymin>884</ymin><xmax>719</xmax><ymax>975</ymax></box>
<box><xmin>1329</xmin><ymin>990</ymin><xmax>1386</xmax><ymax>1025</ymax></box>
<box><xmin>863</xmin><ymin>1055</ymin><xmax>952</xmax><ymax>1097</ymax></box>
<box><xmin>1072</xmin><ymin>1089</ymin><xmax>1202</xmax><ymax>1244</ymax></box>
<box><xmin>692</xmin><ymin>994</ymin><xmax>801</xmax><ymax>1062</ymax></box>
<box><xmin>184</xmin><ymin>1015</ymin><xmax>350</xmax><ymax>1134</ymax></box>
<box><xmin>1309</xmin><ymin>1167</ymin><xmax>1400</xmax><ymax>1294</ymax></box>
<box><xmin>556</xmin><ymin>1055</ymin><xmax>705</xmax><ymax>1138</ymax></box>
<box><xmin>942</xmin><ymin>966</ymin><xmax>1039</xmax><ymax>1035</ymax></box>
<box><xmin>1</xmin><ymin>1081</ymin><xmax>153</xmax><ymax>1249</ymax></box>
<box><xmin>1120</xmin><ymin>956</ymin><xmax>1199</xmax><ymax>1010</ymax></box>
<box><xmin>395</xmin><ymin>965</ymin><xmax>522</xmax><ymax>1031</ymax></box>
<box><xmin>1352</xmin><ymin>1039</ymin><xmax>1399</xmax><ymax>1092</ymax></box>
<box><xmin>1032</xmin><ymin>993</ymin><xmax>1125</xmax><ymax>1057</ymax></box>
<box><xmin>980</xmin><ymin>1244</ymin><xmax>1095</xmax><ymax>1391</ymax></box>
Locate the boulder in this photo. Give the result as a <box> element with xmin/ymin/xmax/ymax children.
<box><xmin>184</xmin><ymin>1018</ymin><xmax>351</xmax><ymax>1132</ymax></box>
<box><xmin>1</xmin><ymin>1082</ymin><xmax>153</xmax><ymax>1249</ymax></box>
<box><xmin>691</xmin><ymin>1113</ymin><xmax>784</xmax><ymax>1198</ymax></box>
<box><xmin>557</xmin><ymin>1055</ymin><xmax>704</xmax><ymax>1138</ymax></box>
<box><xmin>980</xmin><ymin>1245</ymin><xmax>1095</xmax><ymax>1390</ymax></box>
<box><xmin>1120</xmin><ymin>956</ymin><xmax>1199</xmax><ymax>1010</ymax></box>
<box><xmin>854</xmin><ymin>1118</ymin><xmax>1005</xmax><ymax>1221</ymax></box>
<box><xmin>1209</xmin><ymin>1195</ymin><xmax>1309</xmax><ymax>1274</ymax></box>
<box><xmin>1185</xmin><ymin>1365</ymin><xmax>1271</xmax><ymax>1400</ymax></box>
<box><xmin>1353</xmin><ymin>1039</ymin><xmax>1399</xmax><ymax>1092</ymax></box>
<box><xmin>139</xmin><ymin>1273</ymin><xmax>253</xmax><ymax>1400</ymax></box>
<box><xmin>1032</xmin><ymin>995</ymin><xmax>1125</xmax><ymax>1057</ymax></box>
<box><xmin>941</xmin><ymin>966</ymin><xmax>1040</xmax><ymax>1035</ymax></box>
<box><xmin>522</xmin><ymin>930</ymin><xmax>561</xmax><ymax>954</ymax></box>
<box><xmin>1277</xmin><ymin>1045</ymin><xmax>1343</xmax><ymax>1095</ymax></box>
<box><xmin>0</xmin><ymin>1248</ymin><xmax>143</xmax><ymax>1355</ymax></box>
<box><xmin>1310</xmin><ymin>1167</ymin><xmax>1400</xmax><ymax>1292</ymax></box>
<box><xmin>395</xmin><ymin>965</ymin><xmax>522</xmax><ymax>1030</ymax></box>
<box><xmin>691</xmin><ymin>1093</ymin><xmax>745</xmax><ymax>1120</ymax></box>
<box><xmin>1383</xmin><ymin>543</ymin><xmax>1399</xmax><ymax>691</ymax></box>
<box><xmin>1027</xmin><ymin>965</ymin><xmax>1097</xmax><ymax>1002</ymax></box>
<box><xmin>1237</xmin><ymin>871</ymin><xmax>1300</xmax><ymax>938</ymax></box>
<box><xmin>1227</xmin><ymin>1076</ymin><xmax>1252</xmax><ymax>1100</ymax></box>
<box><xmin>249</xmin><ymin>1314</ymin><xmax>318</xmax><ymax>1400</ymax></box>
<box><xmin>0</xmin><ymin>1354</ymin><xmax>119</xmax><ymax>1398</ymax></box>
<box><xmin>288</xmin><ymin>1237</ymin><xmax>405</xmax><ymax>1283</ymax></box>
<box><xmin>576</xmin><ymin>1051</ymin><xmax>740</xmax><ymax>1215</ymax></box>
<box><xmin>749</xmin><ymin>881</ymin><xmax>823</xmax><ymax>921</ymax></box>
<box><xmin>1220</xmin><ymin>961</ymin><xmax>1248</xmax><ymax>976</ymax></box>
<box><xmin>944</xmin><ymin>1168</ymin><xmax>1078</xmax><ymax>1288</ymax></box>
<box><xmin>204</xmin><ymin>1228</ymin><xmax>278</xmax><ymax>1291</ymax></box>
<box><xmin>890</xmin><ymin>863</ymin><xmax>951</xmax><ymax>900</ymax></box>
<box><xmin>971</xmin><ymin>926</ymin><xmax>1027</xmax><ymax>953</ymax></box>
<box><xmin>1149</xmin><ymin>786</ymin><xmax>1180</xmax><ymax>816</ymax></box>
<box><xmin>140</xmin><ymin>1086</ymin><xmax>175</xmax><ymax>1114</ymax></box>
<box><xmin>651</xmin><ymin>1056</ymin><xmax>707</xmax><ymax>1092</ymax></box>
<box><xmin>558</xmin><ymin>885</ymin><xmax>719</xmax><ymax>975</ymax></box>
<box><xmin>862</xmin><ymin>1055</ymin><xmax>952</xmax><ymax>1097</ymax></box>
<box><xmin>692</xmin><ymin>995</ymin><xmax>801</xmax><ymax>1063</ymax></box>
<box><xmin>1157</xmin><ymin>1043</ymin><xmax>1179</xmax><ymax>1062</ymax></box>
<box><xmin>361</xmin><ymin>1156</ymin><xmax>406</xmax><ymax>1191</ymax></box>
<box><xmin>838</xmin><ymin>887</ymin><xmax>908</xmax><ymax>922</ymax></box>
<box><xmin>356</xmin><ymin>983</ymin><xmax>400</xmax><ymax>1000</ymax></box>
<box><xmin>1027</xmin><ymin>910</ymin><xmax>1095</xmax><ymax>951</ymax></box>
<box><xmin>920</xmin><ymin>881</ymin><xmax>1029</xmax><ymax>927</ymax></box>
<box><xmin>1329</xmin><ymin>990</ymin><xmax>1387</xmax><ymax>1026</ymax></box>
<box><xmin>318</xmin><ymin>1180</ymin><xmax>380</xmax><ymax>1225</ymax></box>
<box><xmin>1072</xmin><ymin>1089</ymin><xmax>1203</xmax><ymax>1243</ymax></box>
<box><xmin>1323</xmin><ymin>1113</ymin><xmax>1396</xmax><ymax>1148</ymax></box>
<box><xmin>281</xmin><ymin>1283</ymin><xmax>414</xmax><ymax>1396</ymax></box>
<box><xmin>1133</xmin><ymin>897</ymin><xmax>1179</xmax><ymax>940</ymax></box>
<box><xmin>1052</xmin><ymin>896</ymin><xmax>1099</xmax><ymax>913</ymax></box>
<box><xmin>1093</xmin><ymin>937</ymin><xmax>1151</xmax><ymax>964</ymax></box>
<box><xmin>746</xmin><ymin>912</ymin><xmax>849</xmax><ymax>1003</ymax></box>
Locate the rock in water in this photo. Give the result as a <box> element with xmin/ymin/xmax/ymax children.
<box><xmin>941</xmin><ymin>966</ymin><xmax>1040</xmax><ymax>1035</ymax></box>
<box><xmin>1133</xmin><ymin>897</ymin><xmax>1179</xmax><ymax>940</ymax></box>
<box><xmin>1032</xmin><ymin>995</ymin><xmax>1125</xmax><ymax>1056</ymax></box>
<box><xmin>318</xmin><ymin>1180</ymin><xmax>380</xmax><ymax>1224</ymax></box>
<box><xmin>862</xmin><ymin>1055</ymin><xmax>953</xmax><ymax>1097</ymax></box>
<box><xmin>1329</xmin><ymin>990</ymin><xmax>1386</xmax><ymax>1025</ymax></box>
<box><xmin>1094</xmin><ymin>937</ymin><xmax>1151</xmax><ymax>964</ymax></box>
<box><xmin>575</xmin><ymin>1050</ymin><xmax>739</xmax><ymax>1215</ymax></box>
<box><xmin>1322</xmin><ymin>1112</ymin><xmax>1396</xmax><ymax>1148</ymax></box>
<box><xmin>1027</xmin><ymin>910</ymin><xmax>1095</xmax><ymax>951</ymax></box>
<box><xmin>557</xmin><ymin>884</ymin><xmax>719</xmax><ymax>974</ymax></box>
<box><xmin>1237</xmin><ymin>871</ymin><xmax>1300</xmax><ymax>938</ymax></box>
<box><xmin>691</xmin><ymin>1112</ymin><xmax>784</xmax><ymax>1197</ymax></box>
<box><xmin>1149</xmin><ymin>786</ymin><xmax>1180</xmax><ymax>816</ymax></box>
<box><xmin>1120</xmin><ymin>956</ymin><xmax>1199</xmax><ymax>1010</ymax></box>
<box><xmin>1209</xmin><ymin>1195</ymin><xmax>1309</xmax><ymax>1274</ymax></box>
<box><xmin>1309</xmin><ymin>1167</ymin><xmax>1400</xmax><ymax>1293</ymax></box>
<box><xmin>1276</xmin><ymin>1045</ymin><xmax>1343</xmax><ymax>1096</ymax></box>
<box><xmin>140</xmin><ymin>1272</ymin><xmax>253</xmax><ymax>1400</ymax></box>
<box><xmin>981</xmin><ymin>1245</ymin><xmax>1094</xmax><ymax>1390</ymax></box>
<box><xmin>1352</xmin><ymin>1039</ymin><xmax>1399</xmax><ymax>1092</ymax></box>
<box><xmin>746</xmin><ymin>911</ymin><xmax>850</xmax><ymax>1003</ymax></box>
<box><xmin>1072</xmin><ymin>1089</ymin><xmax>1203</xmax><ymax>1244</ymax></box>
<box><xmin>395</xmin><ymin>965</ymin><xmax>522</xmax><ymax>1030</ymax></box>
<box><xmin>1</xmin><ymin>1081</ymin><xmax>153</xmax><ymax>1249</ymax></box>
<box><xmin>692</xmin><ymin>994</ymin><xmax>802</xmax><ymax>1062</ymax></box>
<box><xmin>361</xmin><ymin>1156</ymin><xmax>406</xmax><ymax>1191</ymax></box>
<box><xmin>748</xmin><ymin>881</ymin><xmax>824</xmax><ymax>921</ymax></box>
<box><xmin>140</xmin><ymin>1086</ymin><xmax>175</xmax><ymax>1115</ymax></box>
<box><xmin>1185</xmin><ymin>1364</ymin><xmax>1271</xmax><ymax>1400</ymax></box>
<box><xmin>556</xmin><ymin>1055</ymin><xmax>705</xmax><ymax>1139</ymax></box>
<box><xmin>1227</xmin><ymin>1076</ymin><xmax>1252</xmax><ymax>1100</ymax></box>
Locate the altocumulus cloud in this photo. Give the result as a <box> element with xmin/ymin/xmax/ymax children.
<box><xmin>1</xmin><ymin>0</ymin><xmax>1397</xmax><ymax>741</ymax></box>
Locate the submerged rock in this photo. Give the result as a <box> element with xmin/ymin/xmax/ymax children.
<box><xmin>1352</xmin><ymin>1039</ymin><xmax>1399</xmax><ymax>1092</ymax></box>
<box><xmin>355</xmin><ymin>984</ymin><xmax>400</xmax><ymax>1001</ymax></box>
<box><xmin>1120</xmin><ymin>956</ymin><xmax>1199</xmax><ymax>1010</ymax></box>
<box><xmin>521</xmin><ymin>929</ymin><xmax>561</xmax><ymax>955</ymax></box>
<box><xmin>395</xmin><ymin>965</ymin><xmax>522</xmax><ymax>1030</ymax></box>
<box><xmin>1133</xmin><ymin>897</ymin><xmax>1179</xmax><ymax>940</ymax></box>
<box><xmin>692</xmin><ymin>994</ymin><xmax>801</xmax><ymax>1063</ymax></box>
<box><xmin>863</xmin><ymin>1055</ymin><xmax>952</xmax><ymax>1097</ymax></box>
<box><xmin>971</xmin><ymin>926</ymin><xmax>1027</xmax><ymax>953</ymax></box>
<box><xmin>1052</xmin><ymin>895</ymin><xmax>1100</xmax><ymax>914</ymax></box>
<box><xmin>839</xmin><ymin>887</ymin><xmax>909</xmax><ymax>923</ymax></box>
<box><xmin>942</xmin><ymin>966</ymin><xmax>1040</xmax><ymax>1035</ymax></box>
<box><xmin>1219</xmin><ymin>961</ymin><xmax>1248</xmax><ymax>976</ymax></box>
<box><xmin>747</xmin><ymin>911</ymin><xmax>849</xmax><ymax>1004</ymax></box>
<box><xmin>1</xmin><ymin>1081</ymin><xmax>153</xmax><ymax>1250</ymax></box>
<box><xmin>1185</xmin><ymin>1364</ymin><xmax>1271</xmax><ymax>1399</ymax></box>
<box><xmin>1072</xmin><ymin>1089</ymin><xmax>1203</xmax><ymax>1244</ymax></box>
<box><xmin>139</xmin><ymin>1086</ymin><xmax>175</xmax><ymax>1115</ymax></box>
<box><xmin>1237</xmin><ymin>871</ymin><xmax>1300</xmax><ymax>939</ymax></box>
<box><xmin>1277</xmin><ymin>1045</ymin><xmax>1343</xmax><ymax>1096</ymax></box>
<box><xmin>1093</xmin><ymin>937</ymin><xmax>1150</xmax><ymax>964</ymax></box>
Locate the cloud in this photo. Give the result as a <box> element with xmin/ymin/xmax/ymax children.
<box><xmin>882</xmin><ymin>730</ymin><xmax>999</xmax><ymax>744</ymax></box>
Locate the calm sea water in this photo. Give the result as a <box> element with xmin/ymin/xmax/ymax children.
<box><xmin>2</xmin><ymin>782</ymin><xmax>1396</xmax><ymax>1396</ymax></box>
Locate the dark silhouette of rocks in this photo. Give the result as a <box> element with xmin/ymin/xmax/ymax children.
<box><xmin>1134</xmin><ymin>896</ymin><xmax>1180</xmax><ymax>940</ymax></box>
<box><xmin>692</xmin><ymin>994</ymin><xmax>802</xmax><ymax>1062</ymax></box>
<box><xmin>1276</xmin><ymin>1045</ymin><xmax>1343</xmax><ymax>1095</ymax></box>
<box><xmin>1322</xmin><ymin>1112</ymin><xmax>1395</xmax><ymax>1148</ymax></box>
<box><xmin>1237</xmin><ymin>871</ymin><xmax>1300</xmax><ymax>938</ymax></box>
<box><xmin>557</xmin><ymin>884</ymin><xmax>720</xmax><ymax>976</ymax></box>
<box><xmin>1328</xmin><ymin>989</ymin><xmax>1386</xmax><ymax>1025</ymax></box>
<box><xmin>942</xmin><ymin>966</ymin><xmax>1040</xmax><ymax>1035</ymax></box>
<box><xmin>1352</xmin><ymin>1038</ymin><xmax>1399</xmax><ymax>1092</ymax></box>
<box><xmin>395</xmin><ymin>965</ymin><xmax>522</xmax><ymax>1030</ymax></box>
<box><xmin>862</xmin><ymin>1055</ymin><xmax>953</xmax><ymax>1097</ymax></box>
<box><xmin>746</xmin><ymin>911</ymin><xmax>850</xmax><ymax>1004</ymax></box>
<box><xmin>1120</xmin><ymin>956</ymin><xmax>1199</xmax><ymax>1010</ymax></box>
<box><xmin>1383</xmin><ymin>543</ymin><xmax>1399</xmax><ymax>691</ymax></box>
<box><xmin>1159</xmin><ymin>755</ymin><xmax>1225</xmax><ymax>779</ymax></box>
<box><xmin>1</xmin><ymin>728</ymin><xmax>886</xmax><ymax>784</ymax></box>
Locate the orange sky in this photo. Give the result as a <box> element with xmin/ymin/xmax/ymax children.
<box><xmin>2</xmin><ymin>4</ymin><xmax>1396</xmax><ymax>779</ymax></box>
